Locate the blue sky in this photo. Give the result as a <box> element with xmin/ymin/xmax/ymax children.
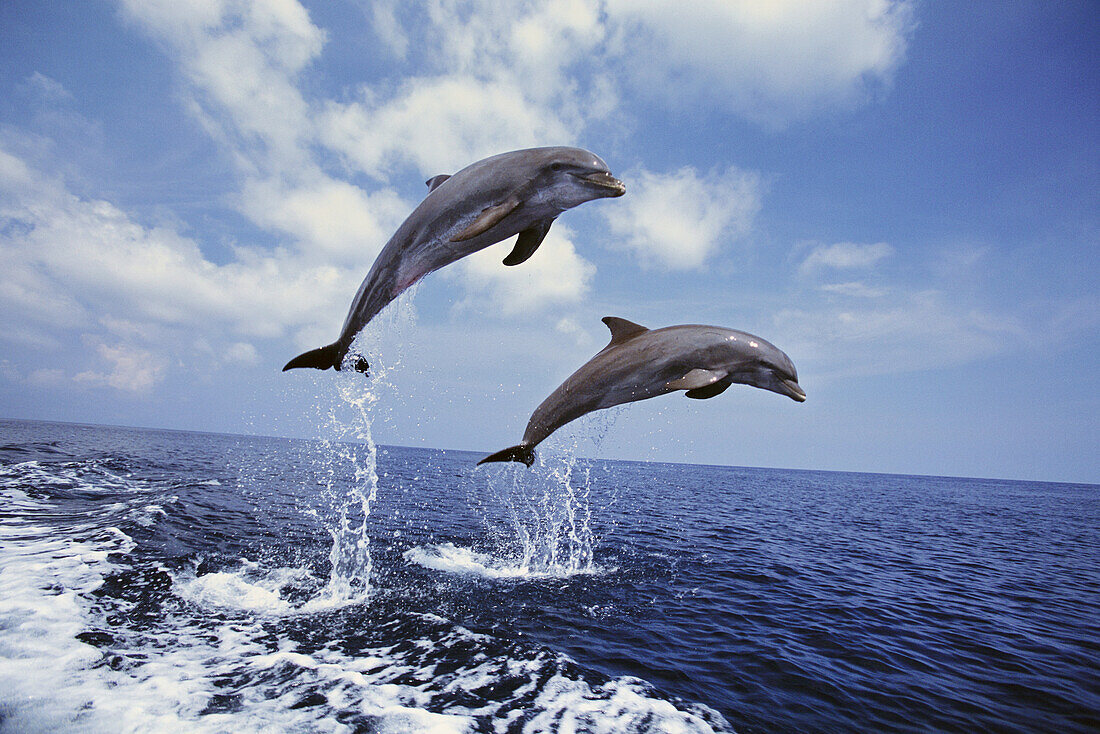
<box><xmin>1</xmin><ymin>1</ymin><xmax>1096</xmax><ymax>483</ymax></box>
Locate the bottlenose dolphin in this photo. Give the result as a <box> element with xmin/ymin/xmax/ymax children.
<box><xmin>479</xmin><ymin>317</ymin><xmax>805</xmax><ymax>467</ymax></box>
<box><xmin>283</xmin><ymin>147</ymin><xmax>625</xmax><ymax>373</ymax></box>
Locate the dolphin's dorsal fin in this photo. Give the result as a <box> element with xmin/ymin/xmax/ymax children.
<box><xmin>425</xmin><ymin>174</ymin><xmax>450</xmax><ymax>192</ymax></box>
<box><xmin>503</xmin><ymin>218</ymin><xmax>554</xmax><ymax>266</ymax></box>
<box><xmin>602</xmin><ymin>316</ymin><xmax>648</xmax><ymax>347</ymax></box>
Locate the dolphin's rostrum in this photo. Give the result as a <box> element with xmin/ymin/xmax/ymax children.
<box><xmin>479</xmin><ymin>317</ymin><xmax>806</xmax><ymax>467</ymax></box>
<box><xmin>283</xmin><ymin>147</ymin><xmax>625</xmax><ymax>374</ymax></box>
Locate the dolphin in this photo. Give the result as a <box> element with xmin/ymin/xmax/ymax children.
<box><xmin>478</xmin><ymin>317</ymin><xmax>806</xmax><ymax>467</ymax></box>
<box><xmin>283</xmin><ymin>146</ymin><xmax>625</xmax><ymax>373</ymax></box>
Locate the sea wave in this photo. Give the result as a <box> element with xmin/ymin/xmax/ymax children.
<box><xmin>405</xmin><ymin>542</ymin><xmax>610</xmax><ymax>580</ymax></box>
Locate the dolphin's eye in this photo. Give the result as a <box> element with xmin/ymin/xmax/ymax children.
<box><xmin>550</xmin><ymin>162</ymin><xmax>564</xmax><ymax>172</ymax></box>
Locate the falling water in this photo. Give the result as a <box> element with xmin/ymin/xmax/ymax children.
<box><xmin>474</xmin><ymin>408</ymin><xmax>623</xmax><ymax>576</ymax></box>
<box><xmin>307</xmin><ymin>289</ymin><xmax>418</xmax><ymax>603</ymax></box>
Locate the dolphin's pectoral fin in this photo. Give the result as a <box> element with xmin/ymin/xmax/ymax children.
<box><xmin>667</xmin><ymin>368</ymin><xmax>727</xmax><ymax>393</ymax></box>
<box><xmin>503</xmin><ymin>218</ymin><xmax>555</xmax><ymax>266</ymax></box>
<box><xmin>425</xmin><ymin>174</ymin><xmax>450</xmax><ymax>192</ymax></box>
<box><xmin>602</xmin><ymin>316</ymin><xmax>648</xmax><ymax>347</ymax></box>
<box><xmin>685</xmin><ymin>374</ymin><xmax>734</xmax><ymax>399</ymax></box>
<box><xmin>450</xmin><ymin>197</ymin><xmax>521</xmax><ymax>242</ymax></box>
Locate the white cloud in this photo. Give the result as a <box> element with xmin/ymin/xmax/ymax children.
<box><xmin>74</xmin><ymin>342</ymin><xmax>169</xmax><ymax>393</ymax></box>
<box><xmin>238</xmin><ymin>176</ymin><xmax>410</xmax><ymax>265</ymax></box>
<box><xmin>417</xmin><ymin>0</ymin><xmax>604</xmax><ymax>95</ymax></box>
<box><xmin>2</xmin><ymin>0</ymin><xmax>926</xmax><ymax>398</ymax></box>
<box><xmin>554</xmin><ymin>316</ymin><xmax>593</xmax><ymax>345</ymax></box>
<box><xmin>21</xmin><ymin>72</ymin><xmax>73</xmax><ymax>103</ymax></box>
<box><xmin>119</xmin><ymin>0</ymin><xmax>401</xmax><ymax>266</ymax></box>
<box><xmin>503</xmin><ymin>0</ymin><xmax>605</xmax><ymax>100</ymax></box>
<box><xmin>224</xmin><ymin>341</ymin><xmax>261</xmax><ymax>366</ymax></box>
<box><xmin>604</xmin><ymin>0</ymin><xmax>914</xmax><ymax>124</ymax></box>
<box><xmin>800</xmin><ymin>241</ymin><xmax>894</xmax><ymax>275</ymax></box>
<box><xmin>456</xmin><ymin>225</ymin><xmax>595</xmax><ymax>315</ymax></box>
<box><xmin>603</xmin><ymin>166</ymin><xmax>761</xmax><ymax>269</ymax></box>
<box><xmin>2</xmin><ymin>0</ymin><xmax>626</xmax><ymax>394</ymax></box>
<box><xmin>819</xmin><ymin>281</ymin><xmax>888</xmax><ymax>298</ymax></box>
<box><xmin>0</xmin><ymin>147</ymin><xmax>36</xmax><ymax>190</ymax></box>
<box><xmin>27</xmin><ymin>369</ymin><xmax>66</xmax><ymax>386</ymax></box>
<box><xmin>118</xmin><ymin>0</ymin><xmax>324</xmax><ymax>172</ymax></box>
<box><xmin>0</xmin><ymin>173</ymin><xmax>345</xmax><ymax>337</ymax></box>
<box><xmin>370</xmin><ymin>2</ymin><xmax>410</xmax><ymax>59</ymax></box>
<box><xmin>773</xmin><ymin>290</ymin><xmax>1027</xmax><ymax>378</ymax></box>
<box><xmin>0</xmin><ymin>144</ymin><xmax>363</xmax><ymax>388</ymax></box>
<box><xmin>319</xmin><ymin>76</ymin><xmax>575</xmax><ymax>180</ymax></box>
<box><xmin>317</xmin><ymin>0</ymin><xmax>615</xmax><ymax>180</ymax></box>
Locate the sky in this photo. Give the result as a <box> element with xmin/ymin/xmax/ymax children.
<box><xmin>0</xmin><ymin>0</ymin><xmax>1096</xmax><ymax>483</ymax></box>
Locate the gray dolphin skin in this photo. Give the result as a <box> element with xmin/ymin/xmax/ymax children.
<box><xmin>478</xmin><ymin>317</ymin><xmax>806</xmax><ymax>467</ymax></box>
<box><xmin>283</xmin><ymin>146</ymin><xmax>625</xmax><ymax>373</ymax></box>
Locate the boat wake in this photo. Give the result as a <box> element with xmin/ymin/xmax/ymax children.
<box><xmin>0</xmin><ymin>451</ymin><xmax>730</xmax><ymax>732</ymax></box>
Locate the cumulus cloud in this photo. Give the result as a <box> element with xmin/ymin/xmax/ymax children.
<box><xmin>117</xmin><ymin>0</ymin><xmax>916</xmax><ymax>193</ymax></box>
<box><xmin>364</xmin><ymin>0</ymin><xmax>913</xmax><ymax>132</ymax></box>
<box><xmin>0</xmin><ymin>142</ymin><xmax>364</xmax><ymax>390</ymax></box>
<box><xmin>800</xmin><ymin>241</ymin><xmax>894</xmax><ymax>275</ymax></box>
<box><xmin>112</xmin><ymin>0</ymin><xmax>915</xmax><ymax>307</ymax></box>
<box><xmin>1</xmin><ymin>0</ymin><xmax>925</xmax><ymax>399</ymax></box>
<box><xmin>318</xmin><ymin>0</ymin><xmax>610</xmax><ymax>179</ymax></box>
<box><xmin>456</xmin><ymin>225</ymin><xmax>595</xmax><ymax>315</ymax></box>
<box><xmin>238</xmin><ymin>176</ymin><xmax>409</xmax><ymax>265</ymax></box>
<box><xmin>74</xmin><ymin>342</ymin><xmax>169</xmax><ymax>393</ymax></box>
<box><xmin>119</xmin><ymin>0</ymin><xmax>323</xmax><ymax>172</ymax></box>
<box><xmin>416</xmin><ymin>0</ymin><xmax>604</xmax><ymax>98</ymax></box>
<box><xmin>0</xmin><ymin>159</ymin><xmax>352</xmax><ymax>336</ymax></box>
<box><xmin>318</xmin><ymin>76</ymin><xmax>576</xmax><ymax>179</ymax></box>
<box><xmin>604</xmin><ymin>0</ymin><xmax>914</xmax><ymax>124</ymax></box>
<box><xmin>118</xmin><ymin>0</ymin><xmax>407</xmax><ymax>269</ymax></box>
<box><xmin>370</xmin><ymin>2</ymin><xmax>410</xmax><ymax>59</ymax></box>
<box><xmin>603</xmin><ymin>166</ymin><xmax>761</xmax><ymax>269</ymax></box>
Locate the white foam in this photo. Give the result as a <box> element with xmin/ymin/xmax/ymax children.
<box><xmin>135</xmin><ymin>503</ymin><xmax>168</xmax><ymax>526</ymax></box>
<box><xmin>528</xmin><ymin>674</ymin><xmax>723</xmax><ymax>733</ymax></box>
<box><xmin>0</xmin><ymin>514</ymin><xmax>465</xmax><ymax>732</ymax></box>
<box><xmin>405</xmin><ymin>543</ymin><xmax>608</xmax><ymax>580</ymax></box>
<box><xmin>0</xmin><ymin>514</ymin><xmax>138</xmax><ymax>731</ymax></box>
<box><xmin>1</xmin><ymin>519</ymin><xmax>721</xmax><ymax>733</ymax></box>
<box><xmin>0</xmin><ymin>455</ymin><xmax>728</xmax><ymax>734</ymax></box>
<box><xmin>172</xmin><ymin>562</ymin><xmax>372</xmax><ymax>616</ymax></box>
<box><xmin>175</xmin><ymin>570</ymin><xmax>298</xmax><ymax>614</ymax></box>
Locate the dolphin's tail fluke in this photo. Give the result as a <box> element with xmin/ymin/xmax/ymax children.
<box><xmin>283</xmin><ymin>343</ymin><xmax>340</xmax><ymax>372</ymax></box>
<box><xmin>477</xmin><ymin>444</ymin><xmax>536</xmax><ymax>467</ymax></box>
<box><xmin>283</xmin><ymin>344</ymin><xmax>370</xmax><ymax>374</ymax></box>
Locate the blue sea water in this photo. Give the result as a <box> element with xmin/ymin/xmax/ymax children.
<box><xmin>1</xmin><ymin>416</ymin><xmax>1097</xmax><ymax>732</ymax></box>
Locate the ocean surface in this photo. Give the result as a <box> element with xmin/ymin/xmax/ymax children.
<box><xmin>1</xmin><ymin>416</ymin><xmax>1097</xmax><ymax>733</ymax></box>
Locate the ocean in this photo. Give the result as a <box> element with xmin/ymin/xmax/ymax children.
<box><xmin>1</xmin><ymin>416</ymin><xmax>1097</xmax><ymax>732</ymax></box>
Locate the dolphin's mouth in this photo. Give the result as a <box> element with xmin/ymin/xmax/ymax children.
<box><xmin>577</xmin><ymin>171</ymin><xmax>626</xmax><ymax>196</ymax></box>
<box><xmin>779</xmin><ymin>378</ymin><xmax>807</xmax><ymax>402</ymax></box>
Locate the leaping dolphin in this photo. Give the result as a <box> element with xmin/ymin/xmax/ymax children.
<box><xmin>283</xmin><ymin>147</ymin><xmax>625</xmax><ymax>374</ymax></box>
<box><xmin>479</xmin><ymin>317</ymin><xmax>806</xmax><ymax>467</ymax></box>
